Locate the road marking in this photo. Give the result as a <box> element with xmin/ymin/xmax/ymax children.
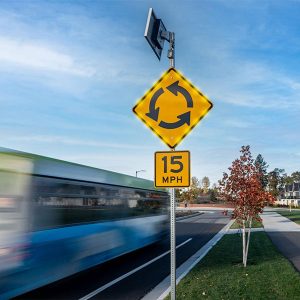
<box><xmin>142</xmin><ymin>219</ymin><xmax>235</xmax><ymax>300</ymax></box>
<box><xmin>78</xmin><ymin>238</ymin><xmax>192</xmax><ymax>300</ymax></box>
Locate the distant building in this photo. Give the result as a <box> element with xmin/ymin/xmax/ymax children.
<box><xmin>276</xmin><ymin>182</ymin><xmax>300</xmax><ymax>207</ymax></box>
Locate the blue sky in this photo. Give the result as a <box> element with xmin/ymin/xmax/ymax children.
<box><xmin>0</xmin><ymin>0</ymin><xmax>300</xmax><ymax>185</ymax></box>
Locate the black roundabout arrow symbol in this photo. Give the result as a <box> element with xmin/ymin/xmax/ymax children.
<box><xmin>146</xmin><ymin>87</ymin><xmax>164</xmax><ymax>121</ymax></box>
<box><xmin>159</xmin><ymin>111</ymin><xmax>191</xmax><ymax>129</ymax></box>
<box><xmin>166</xmin><ymin>81</ymin><xmax>193</xmax><ymax>108</ymax></box>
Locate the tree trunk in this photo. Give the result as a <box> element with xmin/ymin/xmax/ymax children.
<box><xmin>244</xmin><ymin>217</ymin><xmax>252</xmax><ymax>267</ymax></box>
<box><xmin>242</xmin><ymin>220</ymin><xmax>246</xmax><ymax>267</ymax></box>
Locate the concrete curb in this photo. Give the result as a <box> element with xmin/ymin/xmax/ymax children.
<box><xmin>226</xmin><ymin>227</ymin><xmax>264</xmax><ymax>234</ymax></box>
<box><xmin>177</xmin><ymin>207</ymin><xmax>234</xmax><ymax>211</ymax></box>
<box><xmin>142</xmin><ymin>218</ymin><xmax>235</xmax><ymax>300</ymax></box>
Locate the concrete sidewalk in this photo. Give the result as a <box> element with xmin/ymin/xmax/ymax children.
<box><xmin>261</xmin><ymin>211</ymin><xmax>300</xmax><ymax>272</ymax></box>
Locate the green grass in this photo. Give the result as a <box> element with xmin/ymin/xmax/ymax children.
<box><xmin>167</xmin><ymin>232</ymin><xmax>300</xmax><ymax>300</ymax></box>
<box><xmin>230</xmin><ymin>218</ymin><xmax>263</xmax><ymax>229</ymax></box>
<box><xmin>277</xmin><ymin>210</ymin><xmax>300</xmax><ymax>225</ymax></box>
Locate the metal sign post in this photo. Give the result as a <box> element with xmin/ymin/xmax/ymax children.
<box><xmin>134</xmin><ymin>8</ymin><xmax>213</xmax><ymax>300</ymax></box>
<box><xmin>143</xmin><ymin>8</ymin><xmax>177</xmax><ymax>300</ymax></box>
<box><xmin>170</xmin><ymin>182</ymin><xmax>176</xmax><ymax>300</ymax></box>
<box><xmin>154</xmin><ymin>150</ymin><xmax>190</xmax><ymax>299</ymax></box>
<box><xmin>169</xmin><ymin>42</ymin><xmax>176</xmax><ymax>300</ymax></box>
<box><xmin>168</xmin><ymin>32</ymin><xmax>175</xmax><ymax>68</ymax></box>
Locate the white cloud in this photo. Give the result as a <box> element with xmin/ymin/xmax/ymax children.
<box><xmin>0</xmin><ymin>37</ymin><xmax>94</xmax><ymax>76</ymax></box>
<box><xmin>0</xmin><ymin>7</ymin><xmax>153</xmax><ymax>86</ymax></box>
<box><xmin>183</xmin><ymin>10</ymin><xmax>300</xmax><ymax>111</ymax></box>
<box><xmin>198</xmin><ymin>56</ymin><xmax>300</xmax><ymax>110</ymax></box>
<box><xmin>6</xmin><ymin>134</ymin><xmax>149</xmax><ymax>150</ymax></box>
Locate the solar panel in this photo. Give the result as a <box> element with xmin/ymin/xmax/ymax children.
<box><xmin>144</xmin><ymin>8</ymin><xmax>167</xmax><ymax>60</ymax></box>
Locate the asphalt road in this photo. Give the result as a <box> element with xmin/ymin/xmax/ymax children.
<box><xmin>15</xmin><ymin>211</ymin><xmax>230</xmax><ymax>300</ymax></box>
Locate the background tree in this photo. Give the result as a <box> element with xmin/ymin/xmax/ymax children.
<box><xmin>175</xmin><ymin>188</ymin><xmax>182</xmax><ymax>202</ymax></box>
<box><xmin>281</xmin><ymin>171</ymin><xmax>300</xmax><ymax>186</ymax></box>
<box><xmin>209</xmin><ymin>184</ymin><xmax>218</xmax><ymax>202</ymax></box>
<box><xmin>268</xmin><ymin>168</ymin><xmax>286</xmax><ymax>197</ymax></box>
<box><xmin>219</xmin><ymin>145</ymin><xmax>275</xmax><ymax>267</ymax></box>
<box><xmin>283</xmin><ymin>174</ymin><xmax>294</xmax><ymax>185</ymax></box>
<box><xmin>201</xmin><ymin>176</ymin><xmax>210</xmax><ymax>194</ymax></box>
<box><xmin>291</xmin><ymin>171</ymin><xmax>300</xmax><ymax>182</ymax></box>
<box><xmin>254</xmin><ymin>154</ymin><xmax>268</xmax><ymax>189</ymax></box>
<box><xmin>181</xmin><ymin>176</ymin><xmax>201</xmax><ymax>204</ymax></box>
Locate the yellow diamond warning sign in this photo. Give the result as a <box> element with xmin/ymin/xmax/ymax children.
<box><xmin>133</xmin><ymin>68</ymin><xmax>213</xmax><ymax>149</ymax></box>
<box><xmin>155</xmin><ymin>151</ymin><xmax>190</xmax><ymax>187</ymax></box>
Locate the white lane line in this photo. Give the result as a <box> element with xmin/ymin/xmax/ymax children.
<box><xmin>78</xmin><ymin>238</ymin><xmax>192</xmax><ymax>300</ymax></box>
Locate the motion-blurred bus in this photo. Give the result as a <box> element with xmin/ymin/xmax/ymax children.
<box><xmin>0</xmin><ymin>148</ymin><xmax>169</xmax><ymax>299</ymax></box>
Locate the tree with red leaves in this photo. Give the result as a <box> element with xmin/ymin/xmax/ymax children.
<box><xmin>219</xmin><ymin>145</ymin><xmax>275</xmax><ymax>267</ymax></box>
